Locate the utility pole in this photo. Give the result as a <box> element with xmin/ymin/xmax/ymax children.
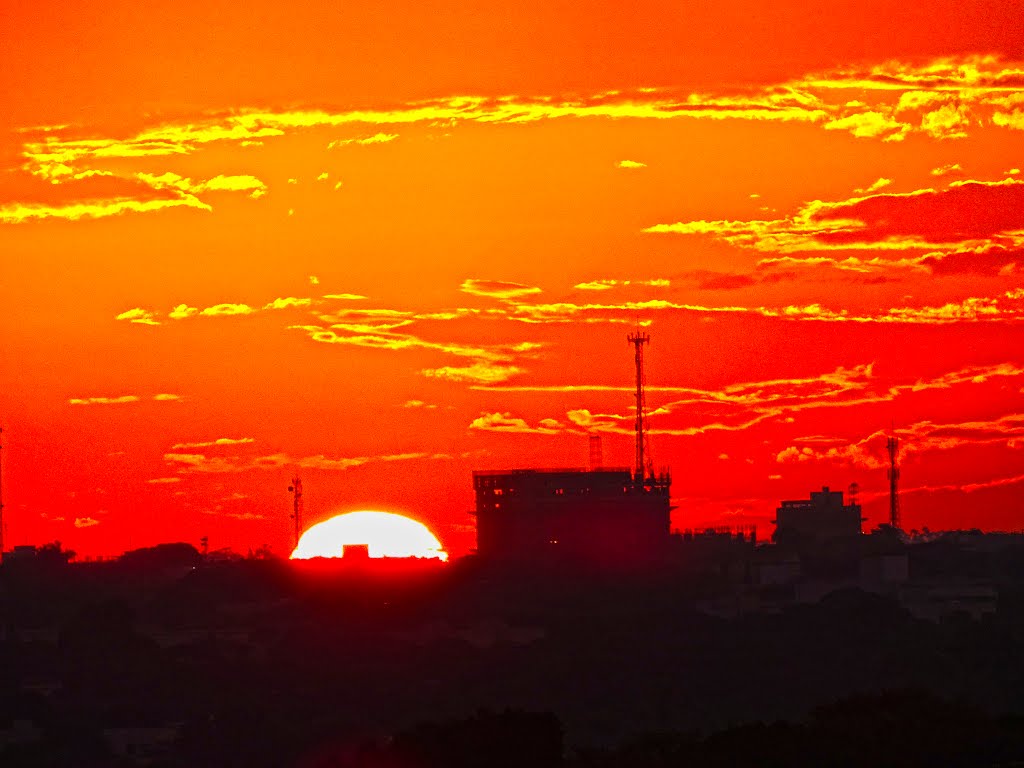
<box><xmin>628</xmin><ymin>330</ymin><xmax>652</xmax><ymax>483</ymax></box>
<box><xmin>288</xmin><ymin>476</ymin><xmax>303</xmax><ymax>550</ymax></box>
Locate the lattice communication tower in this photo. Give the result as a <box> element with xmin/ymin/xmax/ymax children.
<box><xmin>628</xmin><ymin>330</ymin><xmax>653</xmax><ymax>482</ymax></box>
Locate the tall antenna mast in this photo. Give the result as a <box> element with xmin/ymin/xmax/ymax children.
<box><xmin>887</xmin><ymin>433</ymin><xmax>900</xmax><ymax>530</ymax></box>
<box><xmin>288</xmin><ymin>476</ymin><xmax>303</xmax><ymax>550</ymax></box>
<box><xmin>628</xmin><ymin>330</ymin><xmax>652</xmax><ymax>482</ymax></box>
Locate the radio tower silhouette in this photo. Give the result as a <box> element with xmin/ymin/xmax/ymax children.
<box><xmin>887</xmin><ymin>433</ymin><xmax>901</xmax><ymax>530</ymax></box>
<box><xmin>288</xmin><ymin>476</ymin><xmax>303</xmax><ymax>550</ymax></box>
<box><xmin>628</xmin><ymin>330</ymin><xmax>653</xmax><ymax>483</ymax></box>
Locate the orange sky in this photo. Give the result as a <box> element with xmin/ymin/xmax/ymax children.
<box><xmin>2</xmin><ymin>1</ymin><xmax>1023</xmax><ymax>558</ymax></box>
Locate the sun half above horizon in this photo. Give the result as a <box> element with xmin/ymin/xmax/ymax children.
<box><xmin>290</xmin><ymin>511</ymin><xmax>449</xmax><ymax>561</ymax></box>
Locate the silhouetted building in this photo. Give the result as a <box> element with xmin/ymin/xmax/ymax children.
<box><xmin>473</xmin><ymin>467</ymin><xmax>671</xmax><ymax>566</ymax></box>
<box><xmin>674</xmin><ymin>527</ymin><xmax>756</xmax><ymax>581</ymax></box>
<box><xmin>342</xmin><ymin>543</ymin><xmax>370</xmax><ymax>560</ymax></box>
<box><xmin>773</xmin><ymin>486</ymin><xmax>863</xmax><ymax>549</ymax></box>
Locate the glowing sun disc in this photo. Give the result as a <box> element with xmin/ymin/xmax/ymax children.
<box><xmin>290</xmin><ymin>510</ymin><xmax>448</xmax><ymax>561</ymax></box>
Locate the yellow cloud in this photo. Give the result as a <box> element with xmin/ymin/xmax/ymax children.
<box><xmin>169</xmin><ymin>304</ymin><xmax>199</xmax><ymax>319</ymax></box>
<box><xmin>171</xmin><ymin>437</ymin><xmax>256</xmax><ymax>449</ymax></box>
<box><xmin>291</xmin><ymin>325</ymin><xmax>508</xmax><ymax>361</ymax></box>
<box><xmin>460</xmin><ymin>279</ymin><xmax>542</xmax><ymax>299</ymax></box>
<box><xmin>779</xmin><ymin>411</ymin><xmax>1024</xmax><ymax>471</ymax></box>
<box><xmin>469</xmin><ymin>412</ymin><xmax>561</xmax><ymax>434</ymax></box>
<box><xmin>11</xmin><ymin>55</ymin><xmax>1024</xmax><ymax>228</ymax></box>
<box><xmin>0</xmin><ymin>194</ymin><xmax>209</xmax><ymax>224</ymax></box>
<box><xmin>328</xmin><ymin>132</ymin><xmax>400</xmax><ymax>148</ymax></box>
<box><xmin>263</xmin><ymin>297</ymin><xmax>312</xmax><ymax>310</ymax></box>
<box><xmin>69</xmin><ymin>393</ymin><xmax>182</xmax><ymax>404</ymax></box>
<box><xmin>196</xmin><ymin>174</ymin><xmax>267</xmax><ymax>193</ymax></box>
<box><xmin>921</xmin><ymin>104</ymin><xmax>970</xmax><ymax>139</ymax></box>
<box><xmin>422</xmin><ymin>362</ymin><xmax>522</xmax><ymax>383</ymax></box>
<box><xmin>359</xmin><ymin>132</ymin><xmax>398</xmax><ymax>144</ymax></box>
<box><xmin>478</xmin><ymin>362</ymin><xmax>1024</xmax><ymax>450</ymax></box>
<box><xmin>855</xmin><ymin>178</ymin><xmax>893</xmax><ymax>194</ymax></box>
<box><xmin>14</xmin><ymin>87</ymin><xmax>833</xmax><ymax>197</ymax></box>
<box><xmin>480</xmin><ymin>361</ymin><xmax>1023</xmax><ymax>449</ymax></box>
<box><xmin>115</xmin><ymin>308</ymin><xmax>160</xmax><ymax>325</ymax></box>
<box><xmin>164</xmin><ymin>450</ymin><xmax>443</xmax><ymax>474</ymax></box>
<box><xmin>200</xmin><ymin>303</ymin><xmax>257</xmax><ymax>316</ymax></box>
<box><xmin>646</xmin><ymin>179</ymin><xmax>1024</xmax><ymax>254</ymax></box>
<box><xmin>68</xmin><ymin>395</ymin><xmax>140</xmax><ymax>405</ymax></box>
<box><xmin>507</xmin><ymin>298</ymin><xmax>749</xmax><ymax>324</ymax></box>
<box><xmin>574</xmin><ymin>278</ymin><xmax>670</xmax><ymax>290</ymax></box>
<box><xmin>824</xmin><ymin>111</ymin><xmax>909</xmax><ymax>140</ymax></box>
<box><xmin>140</xmin><ymin>171</ymin><xmax>266</xmax><ymax>195</ymax></box>
<box><xmin>993</xmin><ymin>110</ymin><xmax>1024</xmax><ymax>130</ymax></box>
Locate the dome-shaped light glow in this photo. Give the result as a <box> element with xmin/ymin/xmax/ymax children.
<box><xmin>290</xmin><ymin>510</ymin><xmax>448</xmax><ymax>561</ymax></box>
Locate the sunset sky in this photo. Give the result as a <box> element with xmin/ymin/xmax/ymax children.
<box><xmin>2</xmin><ymin>1</ymin><xmax>1024</xmax><ymax>558</ymax></box>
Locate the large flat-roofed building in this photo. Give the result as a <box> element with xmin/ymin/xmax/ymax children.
<box><xmin>473</xmin><ymin>468</ymin><xmax>672</xmax><ymax>565</ymax></box>
<box><xmin>473</xmin><ymin>332</ymin><xmax>673</xmax><ymax>567</ymax></box>
<box><xmin>773</xmin><ymin>486</ymin><xmax>863</xmax><ymax>549</ymax></box>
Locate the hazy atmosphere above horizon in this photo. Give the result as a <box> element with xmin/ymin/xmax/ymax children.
<box><xmin>2</xmin><ymin>0</ymin><xmax>1024</xmax><ymax>557</ymax></box>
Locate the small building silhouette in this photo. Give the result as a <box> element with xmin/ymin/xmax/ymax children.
<box><xmin>342</xmin><ymin>543</ymin><xmax>371</xmax><ymax>560</ymax></box>
<box><xmin>773</xmin><ymin>486</ymin><xmax>863</xmax><ymax>549</ymax></box>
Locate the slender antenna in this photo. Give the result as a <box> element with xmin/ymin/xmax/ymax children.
<box><xmin>887</xmin><ymin>432</ymin><xmax>901</xmax><ymax>530</ymax></box>
<box><xmin>288</xmin><ymin>476</ymin><xmax>303</xmax><ymax>549</ymax></box>
<box><xmin>627</xmin><ymin>330</ymin><xmax>652</xmax><ymax>482</ymax></box>
<box><xmin>588</xmin><ymin>434</ymin><xmax>603</xmax><ymax>470</ymax></box>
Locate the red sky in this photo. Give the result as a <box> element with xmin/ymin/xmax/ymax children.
<box><xmin>2</xmin><ymin>1</ymin><xmax>1023</xmax><ymax>558</ymax></box>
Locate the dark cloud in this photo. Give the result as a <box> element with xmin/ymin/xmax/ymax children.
<box><xmin>812</xmin><ymin>180</ymin><xmax>1024</xmax><ymax>244</ymax></box>
<box><xmin>696</xmin><ymin>272</ymin><xmax>757</xmax><ymax>290</ymax></box>
<box><xmin>920</xmin><ymin>245</ymin><xmax>1021</xmax><ymax>276</ymax></box>
<box><xmin>690</xmin><ymin>270</ymin><xmax>796</xmax><ymax>291</ymax></box>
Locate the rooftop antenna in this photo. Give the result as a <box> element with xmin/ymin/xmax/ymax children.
<box><xmin>288</xmin><ymin>475</ymin><xmax>303</xmax><ymax>550</ymax></box>
<box><xmin>848</xmin><ymin>481</ymin><xmax>860</xmax><ymax>507</ymax></box>
<box><xmin>627</xmin><ymin>329</ymin><xmax>653</xmax><ymax>483</ymax></box>
<box><xmin>589</xmin><ymin>434</ymin><xmax>603</xmax><ymax>470</ymax></box>
<box><xmin>887</xmin><ymin>431</ymin><xmax>901</xmax><ymax>530</ymax></box>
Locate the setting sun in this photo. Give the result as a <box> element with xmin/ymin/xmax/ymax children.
<box><xmin>290</xmin><ymin>511</ymin><xmax>448</xmax><ymax>561</ymax></box>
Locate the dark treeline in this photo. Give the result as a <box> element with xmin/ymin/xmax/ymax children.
<box><xmin>2</xmin><ymin>539</ymin><xmax>1024</xmax><ymax>766</ymax></box>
